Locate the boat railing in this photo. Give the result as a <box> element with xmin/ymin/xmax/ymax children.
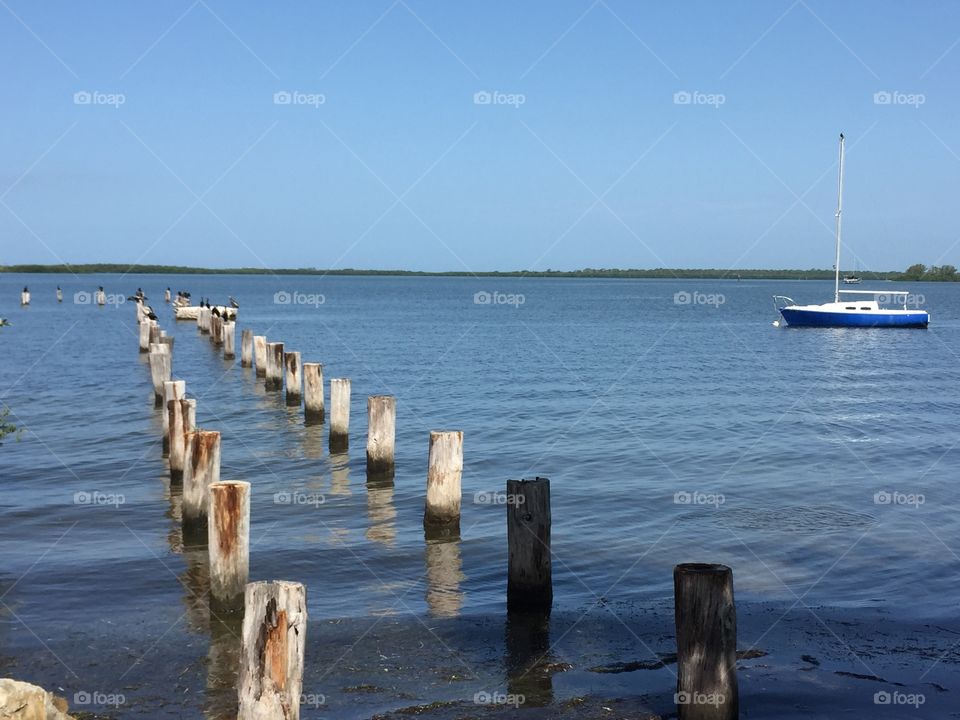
<box><xmin>772</xmin><ymin>295</ymin><xmax>796</xmax><ymax>309</ymax></box>
<box><xmin>837</xmin><ymin>289</ymin><xmax>915</xmax><ymax>309</ymax></box>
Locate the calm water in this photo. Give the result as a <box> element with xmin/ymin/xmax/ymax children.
<box><xmin>2</xmin><ymin>273</ymin><xmax>959</xmax><ymax>716</ymax></box>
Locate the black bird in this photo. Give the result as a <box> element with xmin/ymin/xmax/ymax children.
<box><xmin>146</xmin><ymin>310</ymin><xmax>158</xmax><ymax>321</ymax></box>
<box><xmin>211</xmin><ymin>306</ymin><xmax>221</xmax><ymax>317</ymax></box>
<box><xmin>229</xmin><ymin>296</ymin><xmax>240</xmax><ymax>309</ymax></box>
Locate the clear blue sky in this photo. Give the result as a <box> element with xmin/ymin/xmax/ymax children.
<box><xmin>1</xmin><ymin>1</ymin><xmax>958</xmax><ymax>272</ymax></box>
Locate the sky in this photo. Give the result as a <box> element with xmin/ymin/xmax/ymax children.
<box><xmin>1</xmin><ymin>0</ymin><xmax>958</xmax><ymax>272</ymax></box>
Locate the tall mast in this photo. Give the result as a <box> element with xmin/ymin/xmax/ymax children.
<box><xmin>834</xmin><ymin>133</ymin><xmax>845</xmax><ymax>303</ymax></box>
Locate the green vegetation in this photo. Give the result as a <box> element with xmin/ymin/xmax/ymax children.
<box><xmin>0</xmin><ymin>408</ymin><xmax>18</xmax><ymax>445</ymax></box>
<box><xmin>0</xmin><ymin>263</ymin><xmax>956</xmax><ymax>280</ymax></box>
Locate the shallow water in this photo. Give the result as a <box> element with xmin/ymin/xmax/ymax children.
<box><xmin>1</xmin><ymin>273</ymin><xmax>959</xmax><ymax>717</ymax></box>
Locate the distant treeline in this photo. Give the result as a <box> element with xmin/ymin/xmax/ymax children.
<box><xmin>1</xmin><ymin>263</ymin><xmax>956</xmax><ymax>281</ymax></box>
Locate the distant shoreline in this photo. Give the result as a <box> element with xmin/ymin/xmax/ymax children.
<box><xmin>0</xmin><ymin>263</ymin><xmax>945</xmax><ymax>281</ymax></box>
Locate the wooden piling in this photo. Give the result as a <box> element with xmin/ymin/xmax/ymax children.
<box><xmin>284</xmin><ymin>351</ymin><xmax>302</xmax><ymax>406</ymax></box>
<box><xmin>136</xmin><ymin>300</ymin><xmax>144</xmax><ymax>323</ymax></box>
<box><xmin>238</xmin><ymin>581</ymin><xmax>307</xmax><ymax>720</ymax></box>
<box><xmin>674</xmin><ymin>563</ymin><xmax>738</xmax><ymax>720</ymax></box>
<box><xmin>20</xmin><ymin>290</ymin><xmax>29</xmax><ymax>306</ymax></box>
<box><xmin>240</xmin><ymin>329</ymin><xmax>254</xmax><ymax>367</ymax></box>
<box><xmin>184</xmin><ymin>398</ymin><xmax>196</xmax><ymax>435</ymax></box>
<box><xmin>138</xmin><ymin>320</ymin><xmax>152</xmax><ymax>353</ymax></box>
<box><xmin>208</xmin><ymin>481</ymin><xmax>250</xmax><ymax>612</ymax></box>
<box><xmin>182</xmin><ymin>430</ymin><xmax>221</xmax><ymax>534</ymax></box>
<box><xmin>223</xmin><ymin>321</ymin><xmax>236</xmax><ymax>359</ymax></box>
<box><xmin>424</xmin><ymin>431</ymin><xmax>463</xmax><ymax>529</ymax></box>
<box><xmin>366</xmin><ymin>395</ymin><xmax>396</xmax><ymax>476</ymax></box>
<box><xmin>329</xmin><ymin>378</ymin><xmax>351</xmax><ymax>450</ymax></box>
<box><xmin>162</xmin><ymin>380</ymin><xmax>185</xmax><ymax>456</ymax></box>
<box><xmin>149</xmin><ymin>322</ymin><xmax>161</xmax><ymax>347</ymax></box>
<box><xmin>169</xmin><ymin>397</ymin><xmax>190</xmax><ymax>483</ymax></box>
<box><xmin>95</xmin><ymin>289</ymin><xmax>106</xmax><ymax>306</ymax></box>
<box><xmin>254</xmin><ymin>336</ymin><xmax>267</xmax><ymax>377</ymax></box>
<box><xmin>148</xmin><ymin>343</ymin><xmax>171</xmax><ymax>405</ymax></box>
<box><xmin>265</xmin><ymin>342</ymin><xmax>284</xmax><ymax>391</ymax></box>
<box><xmin>211</xmin><ymin>315</ymin><xmax>224</xmax><ymax>345</ymax></box>
<box><xmin>200</xmin><ymin>307</ymin><xmax>211</xmax><ymax>334</ymax></box>
<box><xmin>303</xmin><ymin>363</ymin><xmax>324</xmax><ymax>422</ymax></box>
<box><xmin>507</xmin><ymin>477</ymin><xmax>552</xmax><ymax>612</ymax></box>
<box><xmin>160</xmin><ymin>332</ymin><xmax>174</xmax><ymax>351</ymax></box>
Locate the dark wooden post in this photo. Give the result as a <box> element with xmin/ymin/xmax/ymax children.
<box><xmin>674</xmin><ymin>563</ymin><xmax>738</xmax><ymax>720</ymax></box>
<box><xmin>507</xmin><ymin>477</ymin><xmax>551</xmax><ymax>612</ymax></box>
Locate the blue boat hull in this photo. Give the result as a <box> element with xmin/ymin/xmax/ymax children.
<box><xmin>780</xmin><ymin>308</ymin><xmax>928</xmax><ymax>328</ymax></box>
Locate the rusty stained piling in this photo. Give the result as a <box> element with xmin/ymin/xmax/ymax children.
<box><xmin>303</xmin><ymin>363</ymin><xmax>324</xmax><ymax>423</ymax></box>
<box><xmin>240</xmin><ymin>329</ymin><xmax>254</xmax><ymax>367</ymax></box>
<box><xmin>138</xmin><ymin>319</ymin><xmax>152</xmax><ymax>352</ymax></box>
<box><xmin>211</xmin><ymin>314</ymin><xmax>224</xmax><ymax>345</ymax></box>
<box><xmin>424</xmin><ymin>431</ymin><xmax>463</xmax><ymax>531</ymax></box>
<box><xmin>507</xmin><ymin>477</ymin><xmax>552</xmax><ymax>613</ymax></box>
<box><xmin>253</xmin><ymin>336</ymin><xmax>267</xmax><ymax>377</ymax></box>
<box><xmin>168</xmin><ymin>397</ymin><xmax>194</xmax><ymax>483</ymax></box>
<box><xmin>182</xmin><ymin>430</ymin><xmax>221</xmax><ymax>537</ymax></box>
<box><xmin>238</xmin><ymin>581</ymin><xmax>307</xmax><ymax>720</ymax></box>
<box><xmin>366</xmin><ymin>395</ymin><xmax>396</xmax><ymax>477</ymax></box>
<box><xmin>222</xmin><ymin>321</ymin><xmax>236</xmax><ymax>359</ymax></box>
<box><xmin>161</xmin><ymin>380</ymin><xmax>185</xmax><ymax>456</ymax></box>
<box><xmin>208</xmin><ymin>481</ymin><xmax>250</xmax><ymax>612</ymax></box>
<box><xmin>265</xmin><ymin>342</ymin><xmax>284</xmax><ymax>391</ymax></box>
<box><xmin>674</xmin><ymin>563</ymin><xmax>738</xmax><ymax>720</ymax></box>
<box><xmin>284</xmin><ymin>351</ymin><xmax>302</xmax><ymax>406</ymax></box>
<box><xmin>148</xmin><ymin>343</ymin><xmax>171</xmax><ymax>406</ymax></box>
<box><xmin>329</xmin><ymin>378</ymin><xmax>351</xmax><ymax>452</ymax></box>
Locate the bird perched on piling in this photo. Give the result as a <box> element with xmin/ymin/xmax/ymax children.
<box><xmin>211</xmin><ymin>306</ymin><xmax>221</xmax><ymax>317</ymax></box>
<box><xmin>145</xmin><ymin>309</ymin><xmax>158</xmax><ymax>321</ymax></box>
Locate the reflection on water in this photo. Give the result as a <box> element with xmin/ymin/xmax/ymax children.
<box><xmin>366</xmin><ymin>473</ymin><xmax>395</xmax><ymax>548</ymax></box>
<box><xmin>303</xmin><ymin>421</ymin><xmax>325</xmax><ymax>460</ymax></box>
<box><xmin>329</xmin><ymin>452</ymin><xmax>351</xmax><ymax>497</ymax></box>
<box><xmin>181</xmin><ymin>542</ymin><xmax>211</xmax><ymax>634</ymax></box>
<box><xmin>164</xmin><ymin>480</ymin><xmax>184</xmax><ymax>554</ymax></box>
<box><xmin>424</xmin><ymin>532</ymin><xmax>465</xmax><ymax>618</ymax></box>
<box><xmin>505</xmin><ymin>611</ymin><xmax>554</xmax><ymax>706</ymax></box>
<box><xmin>205</xmin><ymin>614</ymin><xmax>242</xmax><ymax>720</ymax></box>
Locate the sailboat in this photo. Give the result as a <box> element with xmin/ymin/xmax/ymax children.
<box><xmin>773</xmin><ymin>134</ymin><xmax>929</xmax><ymax>328</ymax></box>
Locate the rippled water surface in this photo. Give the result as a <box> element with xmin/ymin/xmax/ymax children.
<box><xmin>2</xmin><ymin>273</ymin><xmax>959</xmax><ymax>715</ymax></box>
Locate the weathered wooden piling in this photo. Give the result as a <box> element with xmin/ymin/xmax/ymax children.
<box><xmin>148</xmin><ymin>343</ymin><xmax>171</xmax><ymax>405</ymax></box>
<box><xmin>182</xmin><ymin>430</ymin><xmax>221</xmax><ymax>534</ymax></box>
<box><xmin>200</xmin><ymin>307</ymin><xmax>211</xmax><ymax>334</ymax></box>
<box><xmin>165</xmin><ymin>288</ymin><xmax>171</xmax><ymax>303</ymax></box>
<box><xmin>240</xmin><ymin>329</ymin><xmax>253</xmax><ymax>367</ymax></box>
<box><xmin>507</xmin><ymin>477</ymin><xmax>552</xmax><ymax>612</ymax></box>
<box><xmin>424</xmin><ymin>431</ymin><xmax>463</xmax><ymax>529</ymax></box>
<box><xmin>254</xmin><ymin>336</ymin><xmax>267</xmax><ymax>377</ymax></box>
<box><xmin>168</xmin><ymin>397</ymin><xmax>191</xmax><ymax>483</ymax></box>
<box><xmin>136</xmin><ymin>300</ymin><xmax>145</xmax><ymax>323</ymax></box>
<box><xmin>366</xmin><ymin>395</ymin><xmax>396</xmax><ymax>476</ymax></box>
<box><xmin>329</xmin><ymin>378</ymin><xmax>351</xmax><ymax>450</ymax></box>
<box><xmin>284</xmin><ymin>351</ymin><xmax>302</xmax><ymax>406</ymax></box>
<box><xmin>303</xmin><ymin>363</ymin><xmax>324</xmax><ymax>422</ymax></box>
<box><xmin>162</xmin><ymin>380</ymin><xmax>185</xmax><ymax>455</ymax></box>
<box><xmin>674</xmin><ymin>563</ymin><xmax>738</xmax><ymax>720</ymax></box>
<box><xmin>222</xmin><ymin>321</ymin><xmax>236</xmax><ymax>359</ymax></box>
<box><xmin>238</xmin><ymin>581</ymin><xmax>307</xmax><ymax>720</ymax></box>
<box><xmin>184</xmin><ymin>398</ymin><xmax>196</xmax><ymax>435</ymax></box>
<box><xmin>208</xmin><ymin>481</ymin><xmax>250</xmax><ymax>612</ymax></box>
<box><xmin>212</xmin><ymin>315</ymin><xmax>224</xmax><ymax>345</ymax></box>
<box><xmin>56</xmin><ymin>287</ymin><xmax>63</xmax><ymax>303</ymax></box>
<box><xmin>265</xmin><ymin>342</ymin><xmax>284</xmax><ymax>391</ymax></box>
<box><xmin>95</xmin><ymin>289</ymin><xmax>106</xmax><ymax>306</ymax></box>
<box><xmin>148</xmin><ymin>322</ymin><xmax>161</xmax><ymax>347</ymax></box>
<box><xmin>138</xmin><ymin>320</ymin><xmax>152</xmax><ymax>352</ymax></box>
<box><xmin>160</xmin><ymin>332</ymin><xmax>174</xmax><ymax>351</ymax></box>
